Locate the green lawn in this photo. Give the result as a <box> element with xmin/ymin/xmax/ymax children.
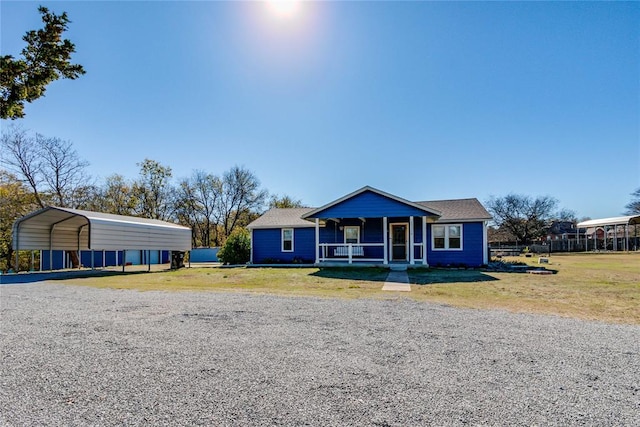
<box><xmin>61</xmin><ymin>253</ymin><xmax>640</xmax><ymax>324</ymax></box>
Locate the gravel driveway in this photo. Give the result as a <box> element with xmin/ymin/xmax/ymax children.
<box><xmin>1</xmin><ymin>283</ymin><xmax>638</xmax><ymax>426</ymax></box>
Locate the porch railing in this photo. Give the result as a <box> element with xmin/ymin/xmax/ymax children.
<box><xmin>318</xmin><ymin>243</ymin><xmax>385</xmax><ymax>264</ymax></box>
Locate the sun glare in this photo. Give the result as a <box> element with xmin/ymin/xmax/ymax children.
<box><xmin>266</xmin><ymin>0</ymin><xmax>300</xmax><ymax>19</ymax></box>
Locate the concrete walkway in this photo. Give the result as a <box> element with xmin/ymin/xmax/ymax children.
<box><xmin>381</xmin><ymin>270</ymin><xmax>411</xmax><ymax>291</ymax></box>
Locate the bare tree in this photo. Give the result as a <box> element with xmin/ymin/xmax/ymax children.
<box><xmin>625</xmin><ymin>188</ymin><xmax>640</xmax><ymax>215</ymax></box>
<box><xmin>486</xmin><ymin>194</ymin><xmax>559</xmax><ymax>244</ymax></box>
<box><xmin>174</xmin><ymin>178</ymin><xmax>203</xmax><ymax>247</ymax></box>
<box><xmin>1</xmin><ymin>125</ymin><xmax>90</xmax><ymax>208</ymax></box>
<box><xmin>0</xmin><ymin>124</ymin><xmax>45</xmax><ymax>207</ymax></box>
<box><xmin>190</xmin><ymin>170</ymin><xmax>222</xmax><ymax>247</ymax></box>
<box><xmin>38</xmin><ymin>134</ymin><xmax>89</xmax><ymax>207</ymax></box>
<box><xmin>217</xmin><ymin>166</ymin><xmax>267</xmax><ymax>244</ymax></box>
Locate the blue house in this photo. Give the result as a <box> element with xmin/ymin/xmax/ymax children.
<box><xmin>247</xmin><ymin>186</ymin><xmax>492</xmax><ymax>267</ymax></box>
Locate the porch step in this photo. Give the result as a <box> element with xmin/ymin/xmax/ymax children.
<box><xmin>389</xmin><ymin>265</ymin><xmax>407</xmax><ymax>271</ymax></box>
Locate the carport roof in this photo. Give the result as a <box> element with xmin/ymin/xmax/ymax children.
<box><xmin>13</xmin><ymin>206</ymin><xmax>192</xmax><ymax>251</ymax></box>
<box><xmin>577</xmin><ymin>215</ymin><xmax>640</xmax><ymax>228</ymax></box>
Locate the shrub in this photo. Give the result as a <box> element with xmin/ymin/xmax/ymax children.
<box><xmin>217</xmin><ymin>229</ymin><xmax>251</xmax><ymax>265</ymax></box>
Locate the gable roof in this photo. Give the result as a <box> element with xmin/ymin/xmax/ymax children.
<box><xmin>247</xmin><ymin>207</ymin><xmax>316</xmax><ymax>229</ymax></box>
<box><xmin>416</xmin><ymin>198</ymin><xmax>492</xmax><ymax>222</ymax></box>
<box><xmin>302</xmin><ymin>186</ymin><xmax>441</xmax><ymax>219</ymax></box>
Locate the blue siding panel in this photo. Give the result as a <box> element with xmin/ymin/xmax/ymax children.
<box><xmin>190</xmin><ymin>248</ymin><xmax>220</xmax><ymax>262</ymax></box>
<box><xmin>311</xmin><ymin>190</ymin><xmax>433</xmax><ymax>218</ymax></box>
<box><xmin>252</xmin><ymin>228</ymin><xmax>316</xmax><ymax>263</ymax></box>
<box><xmin>427</xmin><ymin>222</ymin><xmax>485</xmax><ymax>267</ymax></box>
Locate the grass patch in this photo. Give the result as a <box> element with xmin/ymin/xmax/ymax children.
<box><xmin>61</xmin><ymin>253</ymin><xmax>640</xmax><ymax>324</ymax></box>
<box><xmin>409</xmin><ymin>253</ymin><xmax>640</xmax><ymax>324</ymax></box>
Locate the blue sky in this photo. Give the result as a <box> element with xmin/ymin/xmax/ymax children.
<box><xmin>2</xmin><ymin>1</ymin><xmax>638</xmax><ymax>219</ymax></box>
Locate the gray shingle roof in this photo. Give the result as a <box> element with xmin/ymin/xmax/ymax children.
<box><xmin>247</xmin><ymin>208</ymin><xmax>316</xmax><ymax>229</ymax></box>
<box><xmin>416</xmin><ymin>198</ymin><xmax>492</xmax><ymax>222</ymax></box>
<box><xmin>247</xmin><ymin>198</ymin><xmax>491</xmax><ymax>229</ymax></box>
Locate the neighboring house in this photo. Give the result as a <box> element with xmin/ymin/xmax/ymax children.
<box><xmin>545</xmin><ymin>221</ymin><xmax>583</xmax><ymax>240</ymax></box>
<box><xmin>247</xmin><ymin>186</ymin><xmax>492</xmax><ymax>267</ymax></box>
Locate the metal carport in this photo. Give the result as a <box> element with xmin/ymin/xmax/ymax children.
<box><xmin>577</xmin><ymin>215</ymin><xmax>640</xmax><ymax>251</ymax></box>
<box><xmin>12</xmin><ymin>206</ymin><xmax>192</xmax><ymax>271</ymax></box>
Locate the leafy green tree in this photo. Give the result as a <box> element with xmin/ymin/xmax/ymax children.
<box><xmin>216</xmin><ymin>229</ymin><xmax>251</xmax><ymax>265</ymax></box>
<box><xmin>1</xmin><ymin>6</ymin><xmax>85</xmax><ymax>119</ymax></box>
<box><xmin>269</xmin><ymin>194</ymin><xmax>304</xmax><ymax>208</ymax></box>
<box><xmin>0</xmin><ymin>170</ymin><xmax>38</xmax><ymax>272</ymax></box>
<box><xmin>625</xmin><ymin>188</ymin><xmax>640</xmax><ymax>215</ymax></box>
<box><xmin>133</xmin><ymin>159</ymin><xmax>174</xmax><ymax>220</ymax></box>
<box><xmin>96</xmin><ymin>174</ymin><xmax>139</xmax><ymax>215</ymax></box>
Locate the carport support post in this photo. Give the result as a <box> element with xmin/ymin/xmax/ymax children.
<box><xmin>122</xmin><ymin>250</ymin><xmax>126</xmax><ymax>272</ymax></box>
<box><xmin>148</xmin><ymin>250</ymin><xmax>151</xmax><ymax>272</ymax></box>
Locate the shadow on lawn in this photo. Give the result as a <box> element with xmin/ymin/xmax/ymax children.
<box><xmin>409</xmin><ymin>269</ymin><xmax>499</xmax><ymax>285</ymax></box>
<box><xmin>311</xmin><ymin>267</ymin><xmax>390</xmax><ymax>283</ymax></box>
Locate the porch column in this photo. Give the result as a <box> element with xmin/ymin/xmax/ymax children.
<box><xmin>409</xmin><ymin>216</ymin><xmax>415</xmax><ymax>264</ymax></box>
<box><xmin>315</xmin><ymin>218</ymin><xmax>320</xmax><ymax>264</ymax></box>
<box><xmin>483</xmin><ymin>220</ymin><xmax>489</xmax><ymax>265</ymax></box>
<box><xmin>422</xmin><ymin>216</ymin><xmax>427</xmax><ymax>266</ymax></box>
<box><xmin>383</xmin><ymin>217</ymin><xmax>388</xmax><ymax>265</ymax></box>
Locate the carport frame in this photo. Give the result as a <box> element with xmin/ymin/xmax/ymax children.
<box><xmin>12</xmin><ymin>206</ymin><xmax>192</xmax><ymax>272</ymax></box>
<box><xmin>577</xmin><ymin>215</ymin><xmax>640</xmax><ymax>252</ymax></box>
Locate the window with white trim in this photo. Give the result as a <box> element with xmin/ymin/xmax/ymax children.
<box><xmin>344</xmin><ymin>226</ymin><xmax>360</xmax><ymax>244</ymax></box>
<box><xmin>282</xmin><ymin>228</ymin><xmax>294</xmax><ymax>252</ymax></box>
<box><xmin>432</xmin><ymin>224</ymin><xmax>463</xmax><ymax>250</ymax></box>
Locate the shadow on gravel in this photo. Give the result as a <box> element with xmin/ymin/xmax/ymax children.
<box><xmin>409</xmin><ymin>269</ymin><xmax>499</xmax><ymax>285</ymax></box>
<box><xmin>0</xmin><ymin>269</ymin><xmax>162</xmax><ymax>285</ymax></box>
<box><xmin>311</xmin><ymin>267</ymin><xmax>390</xmax><ymax>283</ymax></box>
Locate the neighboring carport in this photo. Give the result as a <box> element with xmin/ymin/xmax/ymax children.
<box><xmin>577</xmin><ymin>215</ymin><xmax>640</xmax><ymax>251</ymax></box>
<box><xmin>12</xmin><ymin>206</ymin><xmax>192</xmax><ymax>272</ymax></box>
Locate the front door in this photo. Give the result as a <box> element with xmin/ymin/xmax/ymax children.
<box><xmin>390</xmin><ymin>223</ymin><xmax>408</xmax><ymax>261</ymax></box>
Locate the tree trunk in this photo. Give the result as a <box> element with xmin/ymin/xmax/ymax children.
<box><xmin>69</xmin><ymin>250</ymin><xmax>80</xmax><ymax>268</ymax></box>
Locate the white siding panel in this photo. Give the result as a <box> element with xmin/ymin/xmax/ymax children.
<box><xmin>14</xmin><ymin>207</ymin><xmax>192</xmax><ymax>251</ymax></box>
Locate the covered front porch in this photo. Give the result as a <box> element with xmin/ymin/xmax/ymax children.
<box><xmin>300</xmin><ymin>187</ymin><xmax>443</xmax><ymax>266</ymax></box>
<box><xmin>312</xmin><ymin>216</ymin><xmax>433</xmax><ymax>265</ymax></box>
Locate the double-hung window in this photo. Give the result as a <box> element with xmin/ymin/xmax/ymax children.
<box><xmin>282</xmin><ymin>228</ymin><xmax>294</xmax><ymax>252</ymax></box>
<box><xmin>344</xmin><ymin>226</ymin><xmax>360</xmax><ymax>244</ymax></box>
<box><xmin>432</xmin><ymin>224</ymin><xmax>462</xmax><ymax>250</ymax></box>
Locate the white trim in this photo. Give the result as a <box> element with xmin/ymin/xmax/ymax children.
<box><xmin>281</xmin><ymin>228</ymin><xmax>294</xmax><ymax>252</ymax></box>
<box><xmin>248</xmin><ymin>224</ymin><xmax>316</xmax><ymax>230</ymax></box>
<box><xmin>422</xmin><ymin>216</ymin><xmax>428</xmax><ymax>266</ymax></box>
<box><xmin>344</xmin><ymin>226</ymin><xmax>360</xmax><ymax>244</ymax></box>
<box><xmin>409</xmin><ymin>216</ymin><xmax>414</xmax><ymax>264</ymax></box>
<box><xmin>250</xmin><ymin>229</ymin><xmax>254</xmax><ymax>264</ymax></box>
<box><xmin>389</xmin><ymin>222</ymin><xmax>409</xmax><ymax>261</ymax></box>
<box><xmin>432</xmin><ymin>224</ymin><xmax>464</xmax><ymax>251</ymax></box>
